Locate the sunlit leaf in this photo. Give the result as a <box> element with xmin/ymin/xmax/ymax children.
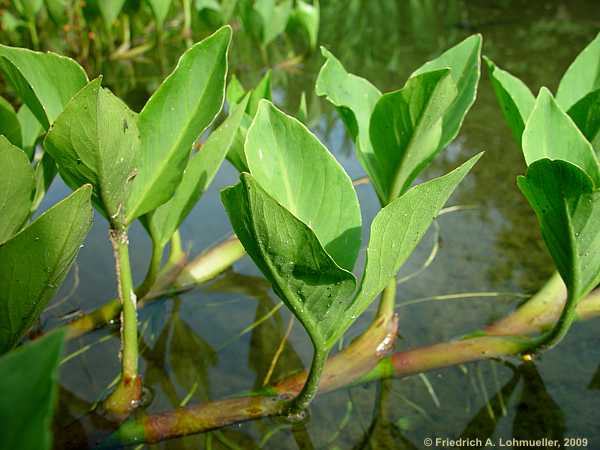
<box><xmin>0</xmin><ymin>136</ymin><xmax>34</xmax><ymax>243</ymax></box>
<box><xmin>567</xmin><ymin>88</ymin><xmax>600</xmax><ymax>153</ymax></box>
<box><xmin>246</xmin><ymin>100</ymin><xmax>362</xmax><ymax>270</ymax></box>
<box><xmin>556</xmin><ymin>32</ymin><xmax>600</xmax><ymax>111</ymax></box>
<box><xmin>44</xmin><ymin>78</ymin><xmax>139</xmax><ymax>226</ymax></box>
<box><xmin>126</xmin><ymin>26</ymin><xmax>231</xmax><ymax>222</ymax></box>
<box><xmin>0</xmin><ymin>186</ymin><xmax>92</xmax><ymax>354</ymax></box>
<box><xmin>0</xmin><ymin>330</ymin><xmax>65</xmax><ymax>450</ymax></box>
<box><xmin>0</xmin><ymin>96</ymin><xmax>22</xmax><ymax>147</ymax></box>
<box><xmin>221</xmin><ymin>173</ymin><xmax>357</xmax><ymax>347</ymax></box>
<box><xmin>522</xmin><ymin>88</ymin><xmax>600</xmax><ymax>186</ymax></box>
<box><xmin>315</xmin><ymin>47</ymin><xmax>383</xmax><ymax>198</ymax></box>
<box><xmin>369</xmin><ymin>69</ymin><xmax>457</xmax><ymax>199</ymax></box>
<box><xmin>17</xmin><ymin>103</ymin><xmax>43</xmax><ymax>159</ymax></box>
<box><xmin>145</xmin><ymin>95</ymin><xmax>249</xmax><ymax>247</ymax></box>
<box><xmin>518</xmin><ymin>159</ymin><xmax>600</xmax><ymax>302</ymax></box>
<box><xmin>411</xmin><ymin>34</ymin><xmax>481</xmax><ymax>155</ymax></box>
<box><xmin>484</xmin><ymin>56</ymin><xmax>535</xmax><ymax>145</ymax></box>
<box><xmin>0</xmin><ymin>45</ymin><xmax>88</xmax><ymax>128</ymax></box>
<box><xmin>343</xmin><ymin>154</ymin><xmax>481</xmax><ymax>339</ymax></box>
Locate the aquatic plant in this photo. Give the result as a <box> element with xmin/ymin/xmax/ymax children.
<box><xmin>1</xmin><ymin>25</ymin><xmax>600</xmax><ymax>450</ymax></box>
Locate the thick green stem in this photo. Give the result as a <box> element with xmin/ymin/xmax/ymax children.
<box><xmin>104</xmin><ymin>229</ymin><xmax>141</xmax><ymax>416</ymax></box>
<box><xmin>287</xmin><ymin>343</ymin><xmax>329</xmax><ymax>416</ymax></box>
<box><xmin>135</xmin><ymin>239</ymin><xmax>164</xmax><ymax>299</ymax></box>
<box><xmin>168</xmin><ymin>230</ymin><xmax>184</xmax><ymax>266</ymax></box>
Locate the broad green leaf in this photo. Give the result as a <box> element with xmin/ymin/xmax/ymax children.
<box><xmin>0</xmin><ymin>45</ymin><xmax>88</xmax><ymax>129</ymax></box>
<box><xmin>0</xmin><ymin>97</ymin><xmax>22</xmax><ymax>147</ymax></box>
<box><xmin>343</xmin><ymin>154</ymin><xmax>481</xmax><ymax>337</ymax></box>
<box><xmin>17</xmin><ymin>104</ymin><xmax>43</xmax><ymax>159</ymax></box>
<box><xmin>247</xmin><ymin>69</ymin><xmax>271</xmax><ymax>116</ymax></box>
<box><xmin>254</xmin><ymin>0</ymin><xmax>292</xmax><ymax>46</ymax></box>
<box><xmin>556</xmin><ymin>32</ymin><xmax>600</xmax><ymax>111</ymax></box>
<box><xmin>220</xmin><ymin>0</ymin><xmax>238</xmax><ymax>22</ymax></box>
<box><xmin>369</xmin><ymin>69</ymin><xmax>458</xmax><ymax>199</ymax></box>
<box><xmin>0</xmin><ymin>136</ymin><xmax>34</xmax><ymax>243</ymax></box>
<box><xmin>518</xmin><ymin>159</ymin><xmax>600</xmax><ymax>302</ymax></box>
<box><xmin>44</xmin><ymin>78</ymin><xmax>139</xmax><ymax>226</ymax></box>
<box><xmin>0</xmin><ymin>186</ymin><xmax>92</xmax><ymax>354</ymax></box>
<box><xmin>226</xmin><ymin>71</ymin><xmax>272</xmax><ymax>172</ymax></box>
<box><xmin>412</xmin><ymin>34</ymin><xmax>482</xmax><ymax>151</ymax></box>
<box><xmin>567</xmin><ymin>88</ymin><xmax>600</xmax><ymax>153</ymax></box>
<box><xmin>146</xmin><ymin>0</ymin><xmax>173</xmax><ymax>28</ymax></box>
<box><xmin>522</xmin><ymin>88</ymin><xmax>600</xmax><ymax>186</ymax></box>
<box><xmin>0</xmin><ymin>331</ymin><xmax>64</xmax><ymax>450</ymax></box>
<box><xmin>146</xmin><ymin>95</ymin><xmax>249</xmax><ymax>247</ymax></box>
<box><xmin>291</xmin><ymin>0</ymin><xmax>319</xmax><ymax>49</ymax></box>
<box><xmin>315</xmin><ymin>48</ymin><xmax>384</xmax><ymax>199</ymax></box>
<box><xmin>221</xmin><ymin>173</ymin><xmax>356</xmax><ymax>347</ymax></box>
<box><xmin>126</xmin><ymin>26</ymin><xmax>231</xmax><ymax>222</ymax></box>
<box><xmin>98</xmin><ymin>0</ymin><xmax>127</xmax><ymax>25</ymax></box>
<box><xmin>31</xmin><ymin>152</ymin><xmax>58</xmax><ymax>214</ymax></box>
<box><xmin>484</xmin><ymin>56</ymin><xmax>535</xmax><ymax>145</ymax></box>
<box><xmin>226</xmin><ymin>75</ymin><xmax>246</xmax><ymax>107</ymax></box>
<box><xmin>246</xmin><ymin>100</ymin><xmax>362</xmax><ymax>270</ymax></box>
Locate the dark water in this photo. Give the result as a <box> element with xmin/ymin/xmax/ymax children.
<box><xmin>35</xmin><ymin>1</ymin><xmax>600</xmax><ymax>448</ymax></box>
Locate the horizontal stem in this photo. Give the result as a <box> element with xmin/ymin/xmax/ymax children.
<box><xmin>100</xmin><ymin>285</ymin><xmax>600</xmax><ymax>447</ymax></box>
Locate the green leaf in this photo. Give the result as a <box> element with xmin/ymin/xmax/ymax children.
<box><xmin>411</xmin><ymin>34</ymin><xmax>482</xmax><ymax>152</ymax></box>
<box><xmin>345</xmin><ymin>154</ymin><xmax>481</xmax><ymax>335</ymax></box>
<box><xmin>226</xmin><ymin>74</ymin><xmax>246</xmax><ymax>108</ymax></box>
<box><xmin>247</xmin><ymin>69</ymin><xmax>272</xmax><ymax>116</ymax></box>
<box><xmin>254</xmin><ymin>0</ymin><xmax>292</xmax><ymax>47</ymax></box>
<box><xmin>0</xmin><ymin>45</ymin><xmax>88</xmax><ymax>129</ymax></box>
<box><xmin>146</xmin><ymin>0</ymin><xmax>173</xmax><ymax>28</ymax></box>
<box><xmin>221</xmin><ymin>173</ymin><xmax>356</xmax><ymax>347</ymax></box>
<box><xmin>556</xmin><ymin>32</ymin><xmax>600</xmax><ymax>111</ymax></box>
<box><xmin>246</xmin><ymin>100</ymin><xmax>362</xmax><ymax>270</ymax></box>
<box><xmin>98</xmin><ymin>0</ymin><xmax>127</xmax><ymax>25</ymax></box>
<box><xmin>484</xmin><ymin>56</ymin><xmax>535</xmax><ymax>145</ymax></box>
<box><xmin>31</xmin><ymin>152</ymin><xmax>58</xmax><ymax>214</ymax></box>
<box><xmin>126</xmin><ymin>26</ymin><xmax>231</xmax><ymax>222</ymax></box>
<box><xmin>291</xmin><ymin>0</ymin><xmax>319</xmax><ymax>49</ymax></box>
<box><xmin>0</xmin><ymin>330</ymin><xmax>64</xmax><ymax>450</ymax></box>
<box><xmin>567</xmin><ymin>88</ymin><xmax>600</xmax><ymax>153</ymax></box>
<box><xmin>0</xmin><ymin>96</ymin><xmax>22</xmax><ymax>147</ymax></box>
<box><xmin>44</xmin><ymin>78</ymin><xmax>139</xmax><ymax>226</ymax></box>
<box><xmin>0</xmin><ymin>136</ymin><xmax>34</xmax><ymax>243</ymax></box>
<box><xmin>145</xmin><ymin>95</ymin><xmax>249</xmax><ymax>247</ymax></box>
<box><xmin>315</xmin><ymin>47</ymin><xmax>384</xmax><ymax>199</ymax></box>
<box><xmin>0</xmin><ymin>185</ymin><xmax>92</xmax><ymax>354</ymax></box>
<box><xmin>17</xmin><ymin>104</ymin><xmax>43</xmax><ymax>159</ymax></box>
<box><xmin>226</xmin><ymin>71</ymin><xmax>272</xmax><ymax>172</ymax></box>
<box><xmin>518</xmin><ymin>159</ymin><xmax>600</xmax><ymax>302</ymax></box>
<box><xmin>522</xmin><ymin>87</ymin><xmax>600</xmax><ymax>186</ymax></box>
<box><xmin>369</xmin><ymin>69</ymin><xmax>458</xmax><ymax>200</ymax></box>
